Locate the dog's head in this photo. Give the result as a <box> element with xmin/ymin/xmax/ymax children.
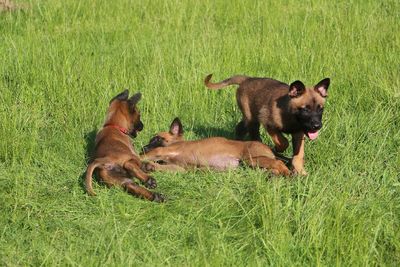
<box><xmin>105</xmin><ymin>89</ymin><xmax>144</xmax><ymax>138</ymax></box>
<box><xmin>142</xmin><ymin>117</ymin><xmax>184</xmax><ymax>153</ymax></box>
<box><xmin>288</xmin><ymin>78</ymin><xmax>330</xmax><ymax>140</ymax></box>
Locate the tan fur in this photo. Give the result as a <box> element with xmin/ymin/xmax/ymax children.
<box><xmin>205</xmin><ymin>74</ymin><xmax>330</xmax><ymax>175</ymax></box>
<box><xmin>141</xmin><ymin>119</ymin><xmax>290</xmax><ymax>176</ymax></box>
<box><xmin>85</xmin><ymin>91</ymin><xmax>164</xmax><ymax>202</ymax></box>
<box><xmin>0</xmin><ymin>0</ymin><xmax>27</xmax><ymax>12</ymax></box>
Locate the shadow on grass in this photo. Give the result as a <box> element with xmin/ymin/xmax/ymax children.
<box><xmin>84</xmin><ymin>129</ymin><xmax>98</xmax><ymax>162</ymax></box>
<box><xmin>192</xmin><ymin>124</ymin><xmax>236</xmax><ymax>139</ymax></box>
<box><xmin>79</xmin><ymin>129</ymin><xmax>98</xmax><ymax>193</ymax></box>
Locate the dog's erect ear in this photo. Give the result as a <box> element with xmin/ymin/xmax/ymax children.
<box><xmin>169</xmin><ymin>117</ymin><xmax>183</xmax><ymax>136</ymax></box>
<box><xmin>314</xmin><ymin>78</ymin><xmax>330</xmax><ymax>97</ymax></box>
<box><xmin>110</xmin><ymin>89</ymin><xmax>129</xmax><ymax>104</ymax></box>
<box><xmin>288</xmin><ymin>81</ymin><xmax>306</xmax><ymax>97</ymax></box>
<box><xmin>128</xmin><ymin>92</ymin><xmax>142</xmax><ymax>106</ymax></box>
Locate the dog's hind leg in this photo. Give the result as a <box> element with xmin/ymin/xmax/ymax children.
<box><xmin>122</xmin><ymin>179</ymin><xmax>165</xmax><ymax>202</ymax></box>
<box><xmin>98</xmin><ymin>169</ymin><xmax>164</xmax><ymax>202</ymax></box>
<box><xmin>235</xmin><ymin>120</ymin><xmax>248</xmax><ymax>140</ymax></box>
<box><xmin>124</xmin><ymin>159</ymin><xmax>158</xmax><ymax>189</ymax></box>
<box><xmin>236</xmin><ymin>119</ymin><xmax>260</xmax><ymax>141</ymax></box>
<box><xmin>243</xmin><ymin>156</ymin><xmax>290</xmax><ymax>176</ymax></box>
<box><xmin>248</xmin><ymin>121</ymin><xmax>261</xmax><ymax>141</ymax></box>
<box><xmin>242</xmin><ymin>143</ymin><xmax>289</xmax><ymax>176</ymax></box>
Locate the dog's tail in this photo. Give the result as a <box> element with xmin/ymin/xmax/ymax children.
<box><xmin>85</xmin><ymin>158</ymin><xmax>108</xmax><ymax>196</ymax></box>
<box><xmin>204</xmin><ymin>74</ymin><xmax>249</xmax><ymax>90</ymax></box>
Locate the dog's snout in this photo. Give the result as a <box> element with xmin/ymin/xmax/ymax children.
<box><xmin>311</xmin><ymin>121</ymin><xmax>322</xmax><ymax>130</ymax></box>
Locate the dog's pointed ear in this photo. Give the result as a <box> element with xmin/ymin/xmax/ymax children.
<box><xmin>110</xmin><ymin>89</ymin><xmax>129</xmax><ymax>103</ymax></box>
<box><xmin>128</xmin><ymin>92</ymin><xmax>142</xmax><ymax>106</ymax></box>
<box><xmin>288</xmin><ymin>81</ymin><xmax>306</xmax><ymax>97</ymax></box>
<box><xmin>314</xmin><ymin>78</ymin><xmax>330</xmax><ymax>97</ymax></box>
<box><xmin>169</xmin><ymin>117</ymin><xmax>183</xmax><ymax>136</ymax></box>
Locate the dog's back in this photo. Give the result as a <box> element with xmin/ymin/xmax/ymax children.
<box><xmin>94</xmin><ymin>128</ymin><xmax>136</xmax><ymax>161</ymax></box>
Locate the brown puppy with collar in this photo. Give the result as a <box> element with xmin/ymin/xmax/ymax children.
<box><xmin>141</xmin><ymin>118</ymin><xmax>290</xmax><ymax>176</ymax></box>
<box><xmin>205</xmin><ymin>74</ymin><xmax>330</xmax><ymax>175</ymax></box>
<box><xmin>85</xmin><ymin>90</ymin><xmax>164</xmax><ymax>202</ymax></box>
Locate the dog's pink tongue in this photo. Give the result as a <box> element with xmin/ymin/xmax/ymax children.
<box><xmin>307</xmin><ymin>131</ymin><xmax>319</xmax><ymax>140</ymax></box>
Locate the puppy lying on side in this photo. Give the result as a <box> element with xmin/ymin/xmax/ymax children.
<box><xmin>85</xmin><ymin>90</ymin><xmax>164</xmax><ymax>202</ymax></box>
<box><xmin>141</xmin><ymin>118</ymin><xmax>290</xmax><ymax>176</ymax></box>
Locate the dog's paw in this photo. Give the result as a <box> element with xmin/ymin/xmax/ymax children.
<box><xmin>141</xmin><ymin>162</ymin><xmax>156</xmax><ymax>172</ymax></box>
<box><xmin>153</xmin><ymin>193</ymin><xmax>166</xmax><ymax>203</ymax></box>
<box><xmin>144</xmin><ymin>177</ymin><xmax>157</xmax><ymax>189</ymax></box>
<box><xmin>273</xmin><ymin>142</ymin><xmax>289</xmax><ymax>153</ymax></box>
<box><xmin>277</xmin><ymin>163</ymin><xmax>291</xmax><ymax>177</ymax></box>
<box><xmin>293</xmin><ymin>168</ymin><xmax>308</xmax><ymax>176</ymax></box>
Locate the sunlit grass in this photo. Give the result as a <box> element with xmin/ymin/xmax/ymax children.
<box><xmin>0</xmin><ymin>0</ymin><xmax>399</xmax><ymax>265</ymax></box>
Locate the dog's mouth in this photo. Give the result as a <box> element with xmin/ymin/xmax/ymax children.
<box><xmin>305</xmin><ymin>130</ymin><xmax>319</xmax><ymax>140</ymax></box>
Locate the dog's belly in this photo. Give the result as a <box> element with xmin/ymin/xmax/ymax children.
<box><xmin>206</xmin><ymin>156</ymin><xmax>240</xmax><ymax>171</ymax></box>
<box><xmin>103</xmin><ymin>163</ymin><xmax>129</xmax><ymax>176</ymax></box>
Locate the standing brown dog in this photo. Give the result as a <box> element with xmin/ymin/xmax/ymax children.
<box><xmin>205</xmin><ymin>74</ymin><xmax>330</xmax><ymax>175</ymax></box>
<box><xmin>141</xmin><ymin>118</ymin><xmax>290</xmax><ymax>176</ymax></box>
<box><xmin>85</xmin><ymin>90</ymin><xmax>164</xmax><ymax>202</ymax></box>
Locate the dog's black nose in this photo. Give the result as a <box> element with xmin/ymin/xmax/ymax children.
<box><xmin>137</xmin><ymin>121</ymin><xmax>144</xmax><ymax>131</ymax></box>
<box><xmin>311</xmin><ymin>122</ymin><xmax>322</xmax><ymax>130</ymax></box>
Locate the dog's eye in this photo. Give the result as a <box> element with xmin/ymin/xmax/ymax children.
<box><xmin>155</xmin><ymin>136</ymin><xmax>166</xmax><ymax>143</ymax></box>
<box><xmin>150</xmin><ymin>136</ymin><xmax>160</xmax><ymax>143</ymax></box>
<box><xmin>299</xmin><ymin>107</ymin><xmax>309</xmax><ymax>112</ymax></box>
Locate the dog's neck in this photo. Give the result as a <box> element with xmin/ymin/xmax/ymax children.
<box><xmin>103</xmin><ymin>110</ymin><xmax>131</xmax><ymax>135</ymax></box>
<box><xmin>103</xmin><ymin>123</ymin><xmax>129</xmax><ymax>135</ymax></box>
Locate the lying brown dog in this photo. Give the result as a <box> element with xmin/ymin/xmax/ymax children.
<box><xmin>205</xmin><ymin>74</ymin><xmax>330</xmax><ymax>175</ymax></box>
<box><xmin>85</xmin><ymin>90</ymin><xmax>164</xmax><ymax>202</ymax></box>
<box><xmin>141</xmin><ymin>118</ymin><xmax>290</xmax><ymax>176</ymax></box>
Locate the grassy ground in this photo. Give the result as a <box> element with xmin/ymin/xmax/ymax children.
<box><xmin>1</xmin><ymin>0</ymin><xmax>399</xmax><ymax>265</ymax></box>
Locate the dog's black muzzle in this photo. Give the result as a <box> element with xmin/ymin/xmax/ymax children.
<box><xmin>141</xmin><ymin>136</ymin><xmax>163</xmax><ymax>154</ymax></box>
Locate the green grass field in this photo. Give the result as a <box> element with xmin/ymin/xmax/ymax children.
<box><xmin>1</xmin><ymin>0</ymin><xmax>399</xmax><ymax>265</ymax></box>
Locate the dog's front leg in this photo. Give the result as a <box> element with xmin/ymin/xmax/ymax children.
<box><xmin>291</xmin><ymin>132</ymin><xmax>307</xmax><ymax>175</ymax></box>
<box><xmin>142</xmin><ymin>161</ymin><xmax>186</xmax><ymax>172</ymax></box>
<box><xmin>141</xmin><ymin>147</ymin><xmax>172</xmax><ymax>162</ymax></box>
<box><xmin>267</xmin><ymin>127</ymin><xmax>289</xmax><ymax>153</ymax></box>
<box><xmin>124</xmin><ymin>159</ymin><xmax>158</xmax><ymax>189</ymax></box>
